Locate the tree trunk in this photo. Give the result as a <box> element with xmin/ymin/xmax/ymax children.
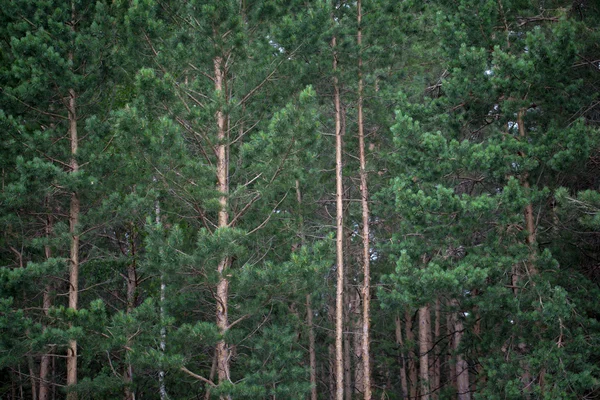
<box><xmin>432</xmin><ymin>299</ymin><xmax>440</xmax><ymax>399</ymax></box>
<box><xmin>418</xmin><ymin>305</ymin><xmax>430</xmax><ymax>400</ymax></box>
<box><xmin>405</xmin><ymin>309</ymin><xmax>417</xmax><ymax>400</ymax></box>
<box><xmin>214</xmin><ymin>54</ymin><xmax>231</xmax><ymax>399</ymax></box>
<box><xmin>39</xmin><ymin>208</ymin><xmax>53</xmax><ymax>400</ymax></box>
<box><xmin>28</xmin><ymin>355</ymin><xmax>38</xmax><ymax>400</ymax></box>
<box><xmin>66</xmin><ymin>85</ymin><xmax>80</xmax><ymax>400</ymax></box>
<box><xmin>446</xmin><ymin>312</ymin><xmax>457</xmax><ymax>393</ymax></box>
<box><xmin>357</xmin><ymin>1</ymin><xmax>372</xmax><ymax>398</ymax></box>
<box><xmin>395</xmin><ymin>315</ymin><xmax>409</xmax><ymax>399</ymax></box>
<box><xmin>155</xmin><ymin>196</ymin><xmax>168</xmax><ymax>400</ymax></box>
<box><xmin>451</xmin><ymin>299</ymin><xmax>470</xmax><ymax>400</ymax></box>
<box><xmin>124</xmin><ymin>230</ymin><xmax>137</xmax><ymax>400</ymax></box>
<box><xmin>333</xmin><ymin>33</ymin><xmax>345</xmax><ymax>400</ymax></box>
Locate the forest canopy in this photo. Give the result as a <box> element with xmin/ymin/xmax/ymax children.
<box><xmin>1</xmin><ymin>0</ymin><xmax>600</xmax><ymax>399</ymax></box>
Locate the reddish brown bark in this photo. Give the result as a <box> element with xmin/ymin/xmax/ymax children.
<box><xmin>214</xmin><ymin>54</ymin><xmax>232</xmax><ymax>399</ymax></box>
<box><xmin>395</xmin><ymin>315</ymin><xmax>409</xmax><ymax>399</ymax></box>
<box><xmin>418</xmin><ymin>305</ymin><xmax>431</xmax><ymax>400</ymax></box>
<box><xmin>406</xmin><ymin>309</ymin><xmax>417</xmax><ymax>399</ymax></box>
<box><xmin>333</xmin><ymin>33</ymin><xmax>345</xmax><ymax>400</ymax></box>
<box><xmin>357</xmin><ymin>1</ymin><xmax>372</xmax><ymax>397</ymax></box>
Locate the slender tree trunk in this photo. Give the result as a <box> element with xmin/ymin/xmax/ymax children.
<box><xmin>66</xmin><ymin>89</ymin><xmax>80</xmax><ymax>400</ymax></box>
<box><xmin>406</xmin><ymin>309</ymin><xmax>417</xmax><ymax>400</ymax></box>
<box><xmin>432</xmin><ymin>299</ymin><xmax>440</xmax><ymax>399</ymax></box>
<box><xmin>28</xmin><ymin>356</ymin><xmax>38</xmax><ymax>400</ymax></box>
<box><xmin>124</xmin><ymin>230</ymin><xmax>137</xmax><ymax>400</ymax></box>
<box><xmin>395</xmin><ymin>315</ymin><xmax>409</xmax><ymax>399</ymax></box>
<box><xmin>39</xmin><ymin>209</ymin><xmax>53</xmax><ymax>400</ymax></box>
<box><xmin>214</xmin><ymin>54</ymin><xmax>231</xmax><ymax>400</ymax></box>
<box><xmin>333</xmin><ymin>33</ymin><xmax>345</xmax><ymax>400</ymax></box>
<box><xmin>418</xmin><ymin>305</ymin><xmax>431</xmax><ymax>400</ymax></box>
<box><xmin>154</xmin><ymin>196</ymin><xmax>168</xmax><ymax>400</ymax></box>
<box><xmin>451</xmin><ymin>299</ymin><xmax>470</xmax><ymax>400</ymax></box>
<box><xmin>357</xmin><ymin>1</ymin><xmax>372</xmax><ymax>398</ymax></box>
<box><xmin>446</xmin><ymin>312</ymin><xmax>457</xmax><ymax>393</ymax></box>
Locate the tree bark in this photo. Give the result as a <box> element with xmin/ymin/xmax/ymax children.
<box><xmin>405</xmin><ymin>309</ymin><xmax>417</xmax><ymax>400</ymax></box>
<box><xmin>333</xmin><ymin>33</ymin><xmax>345</xmax><ymax>400</ymax></box>
<box><xmin>357</xmin><ymin>1</ymin><xmax>372</xmax><ymax>398</ymax></box>
<box><xmin>66</xmin><ymin>87</ymin><xmax>80</xmax><ymax>400</ymax></box>
<box><xmin>432</xmin><ymin>299</ymin><xmax>440</xmax><ymax>399</ymax></box>
<box><xmin>124</xmin><ymin>229</ymin><xmax>137</xmax><ymax>400</ymax></box>
<box><xmin>214</xmin><ymin>54</ymin><xmax>232</xmax><ymax>400</ymax></box>
<box><xmin>418</xmin><ymin>305</ymin><xmax>430</xmax><ymax>400</ymax></box>
<box><xmin>39</xmin><ymin>207</ymin><xmax>53</xmax><ymax>400</ymax></box>
<box><xmin>395</xmin><ymin>315</ymin><xmax>409</xmax><ymax>399</ymax></box>
<box><xmin>451</xmin><ymin>299</ymin><xmax>470</xmax><ymax>400</ymax></box>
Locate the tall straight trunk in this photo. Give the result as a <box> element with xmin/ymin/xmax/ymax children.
<box><xmin>344</xmin><ymin>293</ymin><xmax>352</xmax><ymax>400</ymax></box>
<box><xmin>214</xmin><ymin>54</ymin><xmax>231</xmax><ymax>399</ymax></box>
<box><xmin>66</xmin><ymin>91</ymin><xmax>80</xmax><ymax>400</ymax></box>
<box><xmin>418</xmin><ymin>305</ymin><xmax>430</xmax><ymax>400</ymax></box>
<box><xmin>66</xmin><ymin>4</ymin><xmax>79</xmax><ymax>399</ymax></box>
<box><xmin>432</xmin><ymin>299</ymin><xmax>441</xmax><ymax>399</ymax></box>
<box><xmin>28</xmin><ymin>356</ymin><xmax>38</xmax><ymax>400</ymax></box>
<box><xmin>357</xmin><ymin>1</ymin><xmax>372</xmax><ymax>398</ymax></box>
<box><xmin>446</xmin><ymin>312</ymin><xmax>457</xmax><ymax>393</ymax></box>
<box><xmin>296</xmin><ymin>180</ymin><xmax>318</xmax><ymax>400</ymax></box>
<box><xmin>155</xmin><ymin>196</ymin><xmax>168</xmax><ymax>400</ymax></box>
<box><xmin>395</xmin><ymin>315</ymin><xmax>409</xmax><ymax>399</ymax></box>
<box><xmin>333</xmin><ymin>34</ymin><xmax>345</xmax><ymax>400</ymax></box>
<box><xmin>405</xmin><ymin>309</ymin><xmax>417</xmax><ymax>399</ymax></box>
<box><xmin>124</xmin><ymin>230</ymin><xmax>137</xmax><ymax>400</ymax></box>
<box><xmin>39</xmin><ymin>209</ymin><xmax>53</xmax><ymax>400</ymax></box>
<box><xmin>451</xmin><ymin>299</ymin><xmax>470</xmax><ymax>400</ymax></box>
<box><xmin>353</xmin><ymin>312</ymin><xmax>365</xmax><ymax>395</ymax></box>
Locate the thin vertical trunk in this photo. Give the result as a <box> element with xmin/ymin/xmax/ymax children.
<box><xmin>451</xmin><ymin>300</ymin><xmax>470</xmax><ymax>400</ymax></box>
<box><xmin>432</xmin><ymin>299</ymin><xmax>440</xmax><ymax>399</ymax></box>
<box><xmin>214</xmin><ymin>54</ymin><xmax>231</xmax><ymax>400</ymax></box>
<box><xmin>344</xmin><ymin>297</ymin><xmax>352</xmax><ymax>400</ymax></box>
<box><xmin>446</xmin><ymin>312</ymin><xmax>457</xmax><ymax>393</ymax></box>
<box><xmin>418</xmin><ymin>305</ymin><xmax>431</xmax><ymax>400</ymax></box>
<box><xmin>405</xmin><ymin>309</ymin><xmax>417</xmax><ymax>400</ymax></box>
<box><xmin>39</xmin><ymin>209</ymin><xmax>53</xmax><ymax>400</ymax></box>
<box><xmin>28</xmin><ymin>356</ymin><xmax>38</xmax><ymax>400</ymax></box>
<box><xmin>357</xmin><ymin>1</ymin><xmax>372</xmax><ymax>398</ymax></box>
<box><xmin>333</xmin><ymin>34</ymin><xmax>345</xmax><ymax>400</ymax></box>
<box><xmin>156</xmin><ymin>197</ymin><xmax>168</xmax><ymax>400</ymax></box>
<box><xmin>66</xmin><ymin>3</ymin><xmax>79</xmax><ymax>398</ymax></box>
<box><xmin>124</xmin><ymin>231</ymin><xmax>137</xmax><ymax>400</ymax></box>
<box><xmin>66</xmin><ymin>87</ymin><xmax>80</xmax><ymax>400</ymax></box>
<box><xmin>395</xmin><ymin>315</ymin><xmax>409</xmax><ymax>399</ymax></box>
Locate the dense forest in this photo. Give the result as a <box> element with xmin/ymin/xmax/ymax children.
<box><xmin>1</xmin><ymin>0</ymin><xmax>600</xmax><ymax>399</ymax></box>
